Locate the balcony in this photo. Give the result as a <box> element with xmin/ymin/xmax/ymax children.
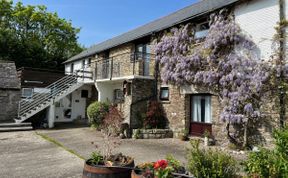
<box><xmin>95</xmin><ymin>52</ymin><xmax>155</xmax><ymax>81</ymax></box>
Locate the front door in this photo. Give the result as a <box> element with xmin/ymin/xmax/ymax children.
<box><xmin>190</xmin><ymin>95</ymin><xmax>212</xmax><ymax>136</ymax></box>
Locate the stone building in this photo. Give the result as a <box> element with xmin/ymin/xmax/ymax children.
<box><xmin>62</xmin><ymin>0</ymin><xmax>284</xmax><ymax>143</ymax></box>
<box><xmin>0</xmin><ymin>61</ymin><xmax>21</xmax><ymax>123</ymax></box>
<box><xmin>16</xmin><ymin>0</ymin><xmax>286</xmax><ymax>144</ymax></box>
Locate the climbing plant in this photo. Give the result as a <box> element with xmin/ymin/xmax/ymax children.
<box><xmin>155</xmin><ymin>9</ymin><xmax>273</xmax><ymax>148</ymax></box>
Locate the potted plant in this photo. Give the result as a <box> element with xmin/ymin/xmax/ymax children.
<box><xmin>132</xmin><ymin>155</ymin><xmax>188</xmax><ymax>178</ymax></box>
<box><xmin>131</xmin><ymin>162</ymin><xmax>154</xmax><ymax>178</ymax></box>
<box><xmin>83</xmin><ymin>105</ymin><xmax>134</xmax><ymax>178</ymax></box>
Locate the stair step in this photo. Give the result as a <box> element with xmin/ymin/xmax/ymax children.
<box><xmin>0</xmin><ymin>126</ymin><xmax>33</xmax><ymax>132</ymax></box>
<box><xmin>0</xmin><ymin>122</ymin><xmax>32</xmax><ymax>127</ymax></box>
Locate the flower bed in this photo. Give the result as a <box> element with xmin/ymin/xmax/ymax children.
<box><xmin>132</xmin><ymin>129</ymin><xmax>173</xmax><ymax>139</ymax></box>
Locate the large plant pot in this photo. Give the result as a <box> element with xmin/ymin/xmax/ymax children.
<box><xmin>131</xmin><ymin>170</ymin><xmax>142</xmax><ymax>178</ymax></box>
<box><xmin>83</xmin><ymin>159</ymin><xmax>134</xmax><ymax>178</ymax></box>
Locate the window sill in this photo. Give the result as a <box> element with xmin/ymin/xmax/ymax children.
<box><xmin>159</xmin><ymin>100</ymin><xmax>170</xmax><ymax>104</ymax></box>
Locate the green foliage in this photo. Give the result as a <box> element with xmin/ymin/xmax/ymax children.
<box><xmin>166</xmin><ymin>154</ymin><xmax>181</xmax><ymax>171</ymax></box>
<box><xmin>90</xmin><ymin>151</ymin><xmax>104</xmax><ymax>165</ymax></box>
<box><xmin>0</xmin><ymin>0</ymin><xmax>83</xmax><ymax>70</ymax></box>
<box><xmin>244</xmin><ymin>127</ymin><xmax>288</xmax><ymax>177</ymax></box>
<box><xmin>87</xmin><ymin>101</ymin><xmax>109</xmax><ymax>129</ymax></box>
<box><xmin>187</xmin><ymin>140</ymin><xmax>237</xmax><ymax>178</ymax></box>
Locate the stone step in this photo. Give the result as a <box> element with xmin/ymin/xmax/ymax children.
<box><xmin>0</xmin><ymin>122</ymin><xmax>32</xmax><ymax>128</ymax></box>
<box><xmin>0</xmin><ymin>126</ymin><xmax>33</xmax><ymax>132</ymax></box>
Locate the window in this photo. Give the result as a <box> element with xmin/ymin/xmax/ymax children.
<box><xmin>88</xmin><ymin>58</ymin><xmax>92</xmax><ymax>65</ymax></box>
<box><xmin>22</xmin><ymin>88</ymin><xmax>33</xmax><ymax>98</ymax></box>
<box><xmin>114</xmin><ymin>89</ymin><xmax>124</xmax><ymax>101</ymax></box>
<box><xmin>81</xmin><ymin>90</ymin><xmax>89</xmax><ymax>98</ymax></box>
<box><xmin>195</xmin><ymin>21</ymin><xmax>209</xmax><ymax>39</ymax></box>
<box><xmin>70</xmin><ymin>63</ymin><xmax>74</xmax><ymax>74</ymax></box>
<box><xmin>191</xmin><ymin>95</ymin><xmax>211</xmax><ymax>123</ymax></box>
<box><xmin>160</xmin><ymin>87</ymin><xmax>169</xmax><ymax>101</ymax></box>
<box><xmin>82</xmin><ymin>60</ymin><xmax>85</xmax><ymax>69</ymax></box>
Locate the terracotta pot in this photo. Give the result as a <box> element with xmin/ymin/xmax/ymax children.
<box><xmin>83</xmin><ymin>159</ymin><xmax>134</xmax><ymax>178</ymax></box>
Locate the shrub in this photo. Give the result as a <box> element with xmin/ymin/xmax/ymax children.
<box><xmin>187</xmin><ymin>140</ymin><xmax>237</xmax><ymax>178</ymax></box>
<box><xmin>87</xmin><ymin>101</ymin><xmax>109</xmax><ymax>128</ymax></box>
<box><xmin>244</xmin><ymin>127</ymin><xmax>288</xmax><ymax>177</ymax></box>
<box><xmin>144</xmin><ymin>100</ymin><xmax>166</xmax><ymax>129</ymax></box>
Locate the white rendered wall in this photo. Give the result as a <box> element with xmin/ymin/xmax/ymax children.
<box><xmin>54</xmin><ymin>85</ymin><xmax>93</xmax><ymax>122</ymax></box>
<box><xmin>96</xmin><ymin>82</ymin><xmax>122</xmax><ymax>102</ymax></box>
<box><xmin>235</xmin><ymin>0</ymin><xmax>279</xmax><ymax>60</ymax></box>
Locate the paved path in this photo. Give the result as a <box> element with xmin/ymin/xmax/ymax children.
<box><xmin>0</xmin><ymin>126</ymin><xmax>190</xmax><ymax>178</ymax></box>
<box><xmin>0</xmin><ymin>131</ymin><xmax>83</xmax><ymax>178</ymax></box>
<box><xmin>38</xmin><ymin>127</ymin><xmax>190</xmax><ymax>165</ymax></box>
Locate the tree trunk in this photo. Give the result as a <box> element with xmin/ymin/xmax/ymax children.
<box><xmin>242</xmin><ymin>122</ymin><xmax>248</xmax><ymax>149</ymax></box>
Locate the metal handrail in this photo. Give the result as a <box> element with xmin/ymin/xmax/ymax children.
<box><xmin>18</xmin><ymin>64</ymin><xmax>94</xmax><ymax>119</ymax></box>
<box><xmin>19</xmin><ymin>82</ymin><xmax>76</xmax><ymax>114</ymax></box>
<box><xmin>19</xmin><ymin>79</ymin><xmax>79</xmax><ymax>114</ymax></box>
<box><xmin>19</xmin><ymin>76</ymin><xmax>77</xmax><ymax>109</ymax></box>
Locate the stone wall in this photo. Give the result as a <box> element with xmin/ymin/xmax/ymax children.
<box><xmin>0</xmin><ymin>61</ymin><xmax>21</xmax><ymax>123</ymax></box>
<box><xmin>0</xmin><ymin>89</ymin><xmax>20</xmax><ymax>122</ymax></box>
<box><xmin>130</xmin><ymin>79</ymin><xmax>155</xmax><ymax>129</ymax></box>
<box><xmin>132</xmin><ymin>129</ymin><xmax>173</xmax><ymax>139</ymax></box>
<box><xmin>159</xmin><ymin>85</ymin><xmax>188</xmax><ymax>137</ymax></box>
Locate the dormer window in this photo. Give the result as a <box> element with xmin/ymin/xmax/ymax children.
<box><xmin>195</xmin><ymin>21</ymin><xmax>209</xmax><ymax>39</ymax></box>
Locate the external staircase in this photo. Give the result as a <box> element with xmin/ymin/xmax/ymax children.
<box><xmin>16</xmin><ymin>74</ymin><xmax>85</xmax><ymax>123</ymax></box>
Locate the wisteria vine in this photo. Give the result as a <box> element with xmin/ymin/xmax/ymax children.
<box><xmin>155</xmin><ymin>10</ymin><xmax>273</xmax><ymax>147</ymax></box>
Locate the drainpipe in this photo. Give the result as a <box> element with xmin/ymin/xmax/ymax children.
<box><xmin>279</xmin><ymin>0</ymin><xmax>286</xmax><ymax>127</ymax></box>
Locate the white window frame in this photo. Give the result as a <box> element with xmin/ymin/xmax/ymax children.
<box><xmin>22</xmin><ymin>88</ymin><xmax>33</xmax><ymax>98</ymax></box>
<box><xmin>191</xmin><ymin>95</ymin><xmax>212</xmax><ymax>124</ymax></box>
<box><xmin>195</xmin><ymin>21</ymin><xmax>209</xmax><ymax>39</ymax></box>
<box><xmin>160</xmin><ymin>87</ymin><xmax>169</xmax><ymax>101</ymax></box>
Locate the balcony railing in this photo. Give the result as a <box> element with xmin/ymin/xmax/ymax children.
<box><xmin>95</xmin><ymin>52</ymin><xmax>155</xmax><ymax>80</ymax></box>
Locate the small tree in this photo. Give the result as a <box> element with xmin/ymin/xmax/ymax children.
<box><xmin>100</xmin><ymin>105</ymin><xmax>124</xmax><ymax>158</ymax></box>
<box><xmin>144</xmin><ymin>100</ymin><xmax>166</xmax><ymax>129</ymax></box>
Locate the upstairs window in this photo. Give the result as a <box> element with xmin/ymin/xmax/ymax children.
<box><xmin>195</xmin><ymin>21</ymin><xmax>209</xmax><ymax>39</ymax></box>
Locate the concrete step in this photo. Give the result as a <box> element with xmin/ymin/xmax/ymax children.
<box><xmin>0</xmin><ymin>126</ymin><xmax>33</xmax><ymax>132</ymax></box>
<box><xmin>0</xmin><ymin>122</ymin><xmax>32</xmax><ymax>128</ymax></box>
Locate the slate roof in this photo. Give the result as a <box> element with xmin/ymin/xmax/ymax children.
<box><xmin>0</xmin><ymin>61</ymin><xmax>21</xmax><ymax>89</ymax></box>
<box><xmin>64</xmin><ymin>0</ymin><xmax>239</xmax><ymax>64</ymax></box>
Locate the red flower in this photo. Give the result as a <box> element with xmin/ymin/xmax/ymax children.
<box><xmin>154</xmin><ymin>159</ymin><xmax>168</xmax><ymax>170</ymax></box>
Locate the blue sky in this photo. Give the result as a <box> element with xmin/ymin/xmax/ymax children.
<box><xmin>16</xmin><ymin>0</ymin><xmax>198</xmax><ymax>47</ymax></box>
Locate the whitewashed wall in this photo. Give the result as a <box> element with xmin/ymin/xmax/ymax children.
<box><xmin>54</xmin><ymin>85</ymin><xmax>93</xmax><ymax>122</ymax></box>
<box><xmin>235</xmin><ymin>0</ymin><xmax>279</xmax><ymax>60</ymax></box>
<box><xmin>96</xmin><ymin>82</ymin><xmax>122</xmax><ymax>102</ymax></box>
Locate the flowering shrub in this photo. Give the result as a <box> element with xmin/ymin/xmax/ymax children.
<box><xmin>154</xmin><ymin>160</ymin><xmax>173</xmax><ymax>178</ymax></box>
<box><xmin>155</xmin><ymin>9</ymin><xmax>272</xmax><ymax>147</ymax></box>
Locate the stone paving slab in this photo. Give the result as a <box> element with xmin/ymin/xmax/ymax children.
<box><xmin>37</xmin><ymin>127</ymin><xmax>190</xmax><ymax>165</ymax></box>
<box><xmin>0</xmin><ymin>131</ymin><xmax>83</xmax><ymax>178</ymax></box>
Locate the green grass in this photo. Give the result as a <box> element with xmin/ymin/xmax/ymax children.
<box><xmin>35</xmin><ymin>131</ymin><xmax>85</xmax><ymax>160</ymax></box>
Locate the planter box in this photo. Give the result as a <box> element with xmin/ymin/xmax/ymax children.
<box><xmin>132</xmin><ymin>129</ymin><xmax>173</xmax><ymax>139</ymax></box>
